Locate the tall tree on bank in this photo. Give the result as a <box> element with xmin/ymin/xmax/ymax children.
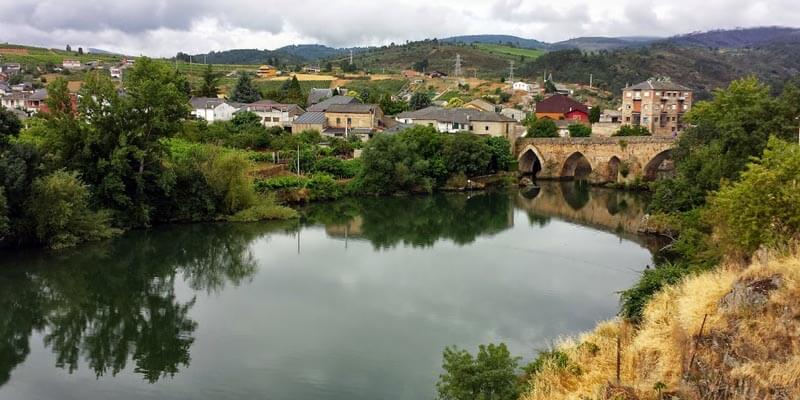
<box><xmin>230</xmin><ymin>72</ymin><xmax>261</xmax><ymax>103</ymax></box>
<box><xmin>283</xmin><ymin>76</ymin><xmax>305</xmax><ymax>106</ymax></box>
<box><xmin>198</xmin><ymin>64</ymin><xmax>220</xmax><ymax>98</ymax></box>
<box><xmin>409</xmin><ymin>92</ymin><xmax>432</xmax><ymax>110</ymax></box>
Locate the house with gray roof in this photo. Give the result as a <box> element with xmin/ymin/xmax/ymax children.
<box><xmin>307</xmin><ymin>95</ymin><xmax>360</xmax><ymax>112</ymax></box>
<box><xmin>395</xmin><ymin>106</ymin><xmax>517</xmax><ymax>138</ymax></box>
<box><xmin>239</xmin><ymin>100</ymin><xmax>304</xmax><ymax>129</ymax></box>
<box><xmin>621</xmin><ymin>78</ymin><xmax>693</xmax><ymax>136</ymax></box>
<box><xmin>307</xmin><ymin>88</ymin><xmax>333</xmax><ymax>106</ymax></box>
<box><xmin>189</xmin><ymin>97</ymin><xmax>242</xmax><ymax>122</ymax></box>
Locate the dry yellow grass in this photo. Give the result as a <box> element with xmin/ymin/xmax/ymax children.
<box><xmin>523</xmin><ymin>251</ymin><xmax>800</xmax><ymax>400</ymax></box>
<box><xmin>265</xmin><ymin>73</ymin><xmax>338</xmax><ymax>81</ymax></box>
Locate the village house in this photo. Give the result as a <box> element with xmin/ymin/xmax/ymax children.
<box><xmin>307</xmin><ymin>95</ymin><xmax>360</xmax><ymax>112</ymax></box>
<box><xmin>189</xmin><ymin>97</ymin><xmax>242</xmax><ymax>122</ymax></box>
<box><xmin>512</xmin><ymin>81</ymin><xmax>539</xmax><ymax>93</ymax></box>
<box><xmin>500</xmin><ymin>107</ymin><xmax>526</xmax><ymax>122</ymax></box>
<box><xmin>1</xmin><ymin>63</ymin><xmax>21</xmax><ymax>75</ymax></box>
<box><xmin>395</xmin><ymin>107</ymin><xmax>517</xmax><ymax>138</ymax></box>
<box><xmin>464</xmin><ymin>98</ymin><xmax>497</xmax><ymax>113</ymax></box>
<box><xmin>0</xmin><ymin>81</ymin><xmax>10</xmax><ymax>96</ymax></box>
<box><xmin>534</xmin><ymin>94</ymin><xmax>589</xmax><ymax>124</ymax></box>
<box><xmin>292</xmin><ymin>111</ymin><xmax>327</xmax><ymax>133</ymax></box>
<box><xmin>307</xmin><ymin>88</ymin><xmax>333</xmax><ymax>106</ymax></box>
<box><xmin>1</xmin><ymin>92</ymin><xmax>26</xmax><ymax>110</ymax></box>
<box><xmin>109</xmin><ymin>67</ymin><xmax>122</xmax><ymax>79</ymax></box>
<box><xmin>62</xmin><ymin>60</ymin><xmax>82</xmax><ymax>69</ymax></box>
<box><xmin>323</xmin><ymin>103</ymin><xmax>384</xmax><ymax>140</ymax></box>
<box><xmin>239</xmin><ymin>100</ymin><xmax>305</xmax><ymax>129</ymax></box>
<box><xmin>621</xmin><ymin>78</ymin><xmax>693</xmax><ymax>136</ymax></box>
<box><xmin>257</xmin><ymin>65</ymin><xmax>277</xmax><ymax>78</ymax></box>
<box><xmin>427</xmin><ymin>70</ymin><xmax>448</xmax><ymax>78</ymax></box>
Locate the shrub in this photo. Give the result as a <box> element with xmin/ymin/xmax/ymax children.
<box><xmin>567</xmin><ymin>123</ymin><xmax>592</xmax><ymax>137</ymax></box>
<box><xmin>526</xmin><ymin>118</ymin><xmax>559</xmax><ymax>138</ymax></box>
<box><xmin>613</xmin><ymin>125</ymin><xmax>650</xmax><ymax>136</ymax></box>
<box><xmin>201</xmin><ymin>150</ymin><xmax>255</xmax><ymax>214</ymax></box>
<box><xmin>0</xmin><ymin>188</ymin><xmax>8</xmax><ymax>238</ymax></box>
<box><xmin>227</xmin><ymin>197</ymin><xmax>298</xmax><ymax>222</ymax></box>
<box><xmin>619</xmin><ymin>262</ymin><xmax>696</xmax><ymax>322</ymax></box>
<box><xmin>306</xmin><ymin>173</ymin><xmax>342</xmax><ymax>200</ymax></box>
<box><xmin>28</xmin><ymin>170</ymin><xmax>116</xmax><ymax>249</ymax></box>
<box><xmin>437</xmin><ymin>343</ymin><xmax>521</xmax><ymax>400</ymax></box>
<box><xmin>254</xmin><ymin>175</ymin><xmax>308</xmax><ymax>191</ymax></box>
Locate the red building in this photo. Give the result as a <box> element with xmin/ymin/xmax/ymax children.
<box><xmin>534</xmin><ymin>94</ymin><xmax>589</xmax><ymax>124</ymax></box>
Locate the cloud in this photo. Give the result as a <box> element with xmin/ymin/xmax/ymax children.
<box><xmin>0</xmin><ymin>0</ymin><xmax>798</xmax><ymax>57</ymax></box>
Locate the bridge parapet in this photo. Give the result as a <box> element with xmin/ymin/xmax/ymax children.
<box><xmin>515</xmin><ymin>136</ymin><xmax>677</xmax><ymax>183</ymax></box>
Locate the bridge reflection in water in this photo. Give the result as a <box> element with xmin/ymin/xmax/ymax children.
<box><xmin>317</xmin><ymin>184</ymin><xmax>666</xmax><ymax>253</ymax></box>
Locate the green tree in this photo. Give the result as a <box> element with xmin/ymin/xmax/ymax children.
<box><xmin>283</xmin><ymin>76</ymin><xmax>305</xmax><ymax>106</ymax></box>
<box><xmin>443</xmin><ymin>133</ymin><xmax>492</xmax><ymax>177</ymax></box>
<box><xmin>708</xmin><ymin>137</ymin><xmax>800</xmax><ymax>255</ymax></box>
<box><xmin>197</xmin><ymin>64</ymin><xmax>220</xmax><ymax>98</ymax></box>
<box><xmin>28</xmin><ymin>170</ymin><xmax>115</xmax><ymax>249</ymax></box>
<box><xmin>651</xmin><ymin>77</ymin><xmax>797</xmax><ymax>213</ymax></box>
<box><xmin>0</xmin><ymin>188</ymin><xmax>8</xmax><ymax>239</ymax></box>
<box><xmin>527</xmin><ymin>118</ymin><xmax>559</xmax><ymax>138</ymax></box>
<box><xmin>230</xmin><ymin>72</ymin><xmax>261</xmax><ymax>103</ymax></box>
<box><xmin>589</xmin><ymin>107</ymin><xmax>601</xmax><ymax>123</ymax></box>
<box><xmin>437</xmin><ymin>343</ymin><xmax>521</xmax><ymax>400</ymax></box>
<box><xmin>567</xmin><ymin>123</ymin><xmax>592</xmax><ymax>137</ymax></box>
<box><xmin>0</xmin><ymin>107</ymin><xmax>22</xmax><ymax>147</ymax></box>
<box><xmin>486</xmin><ymin>136</ymin><xmax>513</xmax><ymax>172</ymax></box>
<box><xmin>410</xmin><ymin>92</ymin><xmax>432</xmax><ymax>110</ymax></box>
<box><xmin>544</xmin><ymin>80</ymin><xmax>557</xmax><ymax>93</ymax></box>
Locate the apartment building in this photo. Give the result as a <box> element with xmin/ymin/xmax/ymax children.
<box><xmin>621</xmin><ymin>79</ymin><xmax>693</xmax><ymax>136</ymax></box>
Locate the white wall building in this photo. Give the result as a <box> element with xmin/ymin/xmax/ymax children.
<box><xmin>189</xmin><ymin>97</ymin><xmax>241</xmax><ymax>123</ymax></box>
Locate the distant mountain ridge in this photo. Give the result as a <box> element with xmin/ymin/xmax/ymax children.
<box><xmin>665</xmin><ymin>26</ymin><xmax>800</xmax><ymax>48</ymax></box>
<box><xmin>185</xmin><ymin>26</ymin><xmax>799</xmax><ymax>66</ymax></box>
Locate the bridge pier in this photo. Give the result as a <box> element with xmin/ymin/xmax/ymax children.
<box><xmin>515</xmin><ymin>137</ymin><xmax>676</xmax><ymax>184</ymax></box>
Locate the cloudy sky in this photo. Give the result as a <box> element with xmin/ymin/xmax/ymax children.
<box><xmin>0</xmin><ymin>0</ymin><xmax>798</xmax><ymax>57</ymax></box>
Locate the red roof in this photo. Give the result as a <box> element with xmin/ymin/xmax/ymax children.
<box><xmin>535</xmin><ymin>94</ymin><xmax>588</xmax><ymax>115</ymax></box>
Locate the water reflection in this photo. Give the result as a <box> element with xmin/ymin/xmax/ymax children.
<box><xmin>0</xmin><ymin>188</ymin><xmax>657</xmax><ymax>399</ymax></box>
<box><xmin>0</xmin><ymin>223</ymin><xmax>286</xmax><ymax>386</ymax></box>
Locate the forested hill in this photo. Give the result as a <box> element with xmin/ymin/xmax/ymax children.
<box><xmin>666</xmin><ymin>26</ymin><xmax>800</xmax><ymax>48</ymax></box>
<box><xmin>518</xmin><ymin>41</ymin><xmax>800</xmax><ymax>99</ymax></box>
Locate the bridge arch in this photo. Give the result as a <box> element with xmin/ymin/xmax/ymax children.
<box><xmin>643</xmin><ymin>150</ymin><xmax>673</xmax><ymax>181</ymax></box>
<box><xmin>518</xmin><ymin>145</ymin><xmax>544</xmax><ymax>177</ymax></box>
<box><xmin>561</xmin><ymin>152</ymin><xmax>593</xmax><ymax>180</ymax></box>
<box><xmin>607</xmin><ymin>156</ymin><xmax>622</xmax><ymax>182</ymax></box>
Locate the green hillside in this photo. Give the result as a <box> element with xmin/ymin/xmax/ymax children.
<box><xmin>0</xmin><ymin>44</ymin><xmax>123</xmax><ymax>66</ymax></box>
<box><xmin>475</xmin><ymin>43</ymin><xmax>544</xmax><ymax>59</ymax></box>
<box><xmin>340</xmin><ymin>41</ymin><xmax>527</xmax><ymax>78</ymax></box>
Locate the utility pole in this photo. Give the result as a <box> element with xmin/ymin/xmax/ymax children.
<box><xmin>296</xmin><ymin>144</ymin><xmax>301</xmax><ymax>175</ymax></box>
<box><xmin>454</xmin><ymin>54</ymin><xmax>462</xmax><ymax>78</ymax></box>
<box><xmin>508</xmin><ymin>61</ymin><xmax>514</xmax><ymax>83</ymax></box>
<box><xmin>349</xmin><ymin>49</ymin><xmax>354</xmax><ymax>65</ymax></box>
<box><xmin>589</xmin><ymin>73</ymin><xmax>593</xmax><ymax>88</ymax></box>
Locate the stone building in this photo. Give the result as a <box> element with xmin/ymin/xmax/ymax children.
<box><xmin>621</xmin><ymin>79</ymin><xmax>692</xmax><ymax>137</ymax></box>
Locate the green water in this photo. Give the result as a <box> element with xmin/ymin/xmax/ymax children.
<box><xmin>0</xmin><ymin>183</ymin><xmax>655</xmax><ymax>400</ymax></box>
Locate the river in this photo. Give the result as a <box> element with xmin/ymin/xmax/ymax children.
<box><xmin>0</xmin><ymin>182</ymin><xmax>657</xmax><ymax>400</ymax></box>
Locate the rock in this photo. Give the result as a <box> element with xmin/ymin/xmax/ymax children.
<box><xmin>720</xmin><ymin>274</ymin><xmax>782</xmax><ymax>311</ymax></box>
<box><xmin>519</xmin><ymin>177</ymin><xmax>534</xmax><ymax>187</ymax></box>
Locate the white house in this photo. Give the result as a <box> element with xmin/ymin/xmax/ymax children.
<box><xmin>190</xmin><ymin>97</ymin><xmax>241</xmax><ymax>122</ymax></box>
<box><xmin>63</xmin><ymin>60</ymin><xmax>82</xmax><ymax>69</ymax></box>
<box><xmin>500</xmin><ymin>107</ymin><xmax>526</xmax><ymax>122</ymax></box>
<box><xmin>512</xmin><ymin>81</ymin><xmax>532</xmax><ymax>92</ymax></box>
<box><xmin>239</xmin><ymin>100</ymin><xmax>305</xmax><ymax>128</ymax></box>
<box><xmin>110</xmin><ymin>67</ymin><xmax>122</xmax><ymax>79</ymax></box>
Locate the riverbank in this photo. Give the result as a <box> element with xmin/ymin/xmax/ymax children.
<box><xmin>521</xmin><ymin>249</ymin><xmax>800</xmax><ymax>400</ymax></box>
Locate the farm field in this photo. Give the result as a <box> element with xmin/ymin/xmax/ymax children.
<box><xmin>475</xmin><ymin>43</ymin><xmax>545</xmax><ymax>59</ymax></box>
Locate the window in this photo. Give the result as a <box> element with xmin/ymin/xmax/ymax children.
<box><xmin>626</xmin><ymin>91</ymin><xmax>632</xmax><ymax>97</ymax></box>
<box><xmin>625</xmin><ymin>117</ymin><xmax>631</xmax><ymax>122</ymax></box>
<box><xmin>347</xmin><ymin>117</ymin><xmax>352</xmax><ymax>125</ymax></box>
<box><xmin>336</xmin><ymin>117</ymin><xmax>341</xmax><ymax>125</ymax></box>
<box><xmin>625</xmin><ymin>104</ymin><xmax>631</xmax><ymax>109</ymax></box>
<box><xmin>484</xmin><ymin>126</ymin><xmax>489</xmax><ymax>131</ymax></box>
<box><xmin>644</xmin><ymin>91</ymin><xmax>650</xmax><ymax>97</ymax></box>
<box><xmin>655</xmin><ymin>91</ymin><xmax>662</xmax><ymax>96</ymax></box>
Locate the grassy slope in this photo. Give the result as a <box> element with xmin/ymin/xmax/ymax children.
<box><xmin>348</xmin><ymin>42</ymin><xmax>524</xmax><ymax>78</ymax></box>
<box><xmin>0</xmin><ymin>45</ymin><xmax>122</xmax><ymax>65</ymax></box>
<box><xmin>524</xmin><ymin>251</ymin><xmax>800</xmax><ymax>400</ymax></box>
<box><xmin>475</xmin><ymin>43</ymin><xmax>544</xmax><ymax>59</ymax></box>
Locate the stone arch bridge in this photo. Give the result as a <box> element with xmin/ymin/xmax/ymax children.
<box><xmin>515</xmin><ymin>136</ymin><xmax>677</xmax><ymax>183</ymax></box>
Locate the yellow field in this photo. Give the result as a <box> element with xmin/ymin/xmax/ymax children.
<box><xmin>265</xmin><ymin>73</ymin><xmax>338</xmax><ymax>81</ymax></box>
